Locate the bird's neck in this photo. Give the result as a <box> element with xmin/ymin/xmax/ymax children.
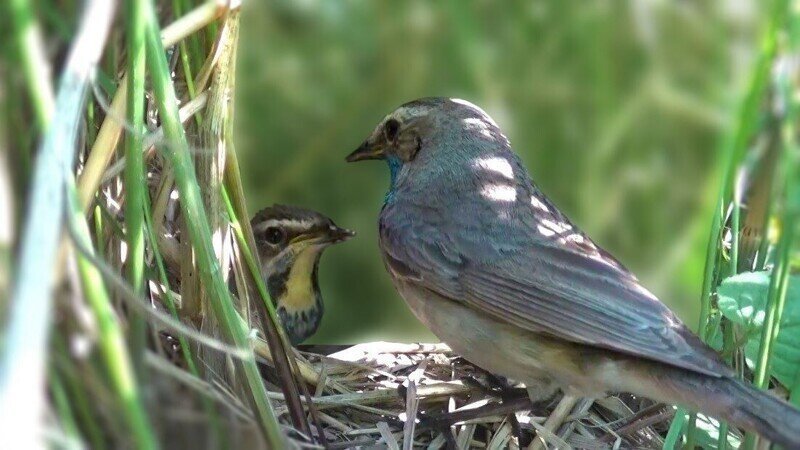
<box><xmin>384</xmin><ymin>155</ymin><xmax>403</xmax><ymax>204</ymax></box>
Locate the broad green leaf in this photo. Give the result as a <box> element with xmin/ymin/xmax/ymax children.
<box><xmin>717</xmin><ymin>271</ymin><xmax>800</xmax><ymax>388</ymax></box>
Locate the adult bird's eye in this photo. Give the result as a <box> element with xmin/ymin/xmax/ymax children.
<box><xmin>264</xmin><ymin>227</ymin><xmax>284</xmax><ymax>245</ymax></box>
<box><xmin>384</xmin><ymin>119</ymin><xmax>400</xmax><ymax>142</ymax></box>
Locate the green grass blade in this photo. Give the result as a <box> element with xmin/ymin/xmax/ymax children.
<box><xmin>124</xmin><ymin>0</ymin><xmax>149</xmax><ymax>378</ymax></box>
<box><xmin>663</xmin><ymin>409</ymin><xmax>686</xmax><ymax>450</ymax></box>
<box><xmin>48</xmin><ymin>369</ymin><xmax>83</xmax><ymax>449</ymax></box>
<box><xmin>66</xmin><ymin>176</ymin><xmax>158</xmax><ymax>450</ymax></box>
<box><xmin>7</xmin><ymin>0</ymin><xmax>55</xmax><ymax>129</ymax></box>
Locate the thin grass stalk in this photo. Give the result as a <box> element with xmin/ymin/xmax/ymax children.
<box><xmin>152</xmin><ymin>168</ymin><xmax>176</xmax><ymax>237</ymax></box>
<box><xmin>142</xmin><ymin>2</ymin><xmax>283</xmax><ymax>445</ymax></box>
<box><xmin>49</xmin><ymin>369</ymin><xmax>82</xmax><ymax>448</ymax></box>
<box><xmin>172</xmin><ymin>0</ymin><xmax>203</xmax><ymax>127</ymax></box>
<box><xmin>680</xmin><ymin>134</ymin><xmax>726</xmax><ymax>450</ymax></box>
<box><xmin>94</xmin><ymin>205</ymin><xmax>106</xmax><ymax>255</ymax></box>
<box><xmin>179</xmin><ymin>0</ymin><xmax>205</xmax><ymax>75</ymax></box>
<box><xmin>142</xmin><ymin>197</ymin><xmax>226</xmax><ymax>447</ymax></box>
<box><xmin>52</xmin><ymin>338</ymin><xmax>107</xmax><ymax>450</ymax></box>
<box><xmin>190</xmin><ymin>5</ymin><xmax>235</xmax><ymax>389</ymax></box>
<box><xmin>713</xmin><ymin>156</ymin><xmax>746</xmax><ymax>450</ymax></box>
<box><xmin>755</xmin><ymin>214</ymin><xmax>775</xmax><ymax>271</ymax></box>
<box><xmin>716</xmin><ymin>323</ymin><xmax>736</xmax><ymax>450</ymax></box>
<box><xmin>222</xmin><ymin>123</ymin><xmax>262</xmax><ymax>333</ymax></box>
<box><xmin>754</xmin><ymin>145</ymin><xmax>782</xmax><ymax>271</ymax></box>
<box><xmin>718</xmin><ymin>155</ymin><xmax>746</xmax><ymax>450</ymax></box>
<box><xmin>2</xmin><ymin>63</ymin><xmax>30</xmax><ymax>243</ymax></box>
<box><xmin>0</xmin><ymin>150</ymin><xmax>12</xmax><ymax>315</ymax></box>
<box><xmin>0</xmin><ymin>1</ymin><xmax>114</xmax><ymax>446</ymax></box>
<box><xmin>65</xmin><ymin>176</ymin><xmax>158</xmax><ymax>449</ymax></box>
<box><xmin>86</xmin><ymin>99</ymin><xmax>97</xmax><ymax>144</ymax></box>
<box><xmin>729</xmin><ymin>193</ymin><xmax>742</xmax><ymax>277</ymax></box>
<box><xmin>144</xmin><ymin>216</ymin><xmax>198</xmax><ymax>382</ymax></box>
<box><xmin>96</xmin><ymin>202</ymin><xmax>127</xmax><ymax>242</ymax></box>
<box><xmin>124</xmin><ymin>0</ymin><xmax>149</xmax><ymax>378</ymax></box>
<box><xmin>8</xmin><ymin>0</ymin><xmax>55</xmax><ymax>128</ymax></box>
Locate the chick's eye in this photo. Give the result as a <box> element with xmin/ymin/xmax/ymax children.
<box><xmin>264</xmin><ymin>227</ymin><xmax>284</xmax><ymax>245</ymax></box>
<box><xmin>384</xmin><ymin>119</ymin><xmax>400</xmax><ymax>142</ymax></box>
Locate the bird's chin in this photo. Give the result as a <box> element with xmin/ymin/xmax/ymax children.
<box><xmin>315</xmin><ymin>232</ymin><xmax>356</xmax><ymax>246</ymax></box>
<box><xmin>298</xmin><ymin>240</ymin><xmax>333</xmax><ymax>250</ymax></box>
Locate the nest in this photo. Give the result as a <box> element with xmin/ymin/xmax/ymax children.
<box><xmin>252</xmin><ymin>342</ymin><xmax>676</xmax><ymax>449</ymax></box>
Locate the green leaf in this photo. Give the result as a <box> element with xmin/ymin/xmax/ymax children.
<box><xmin>717</xmin><ymin>271</ymin><xmax>800</xmax><ymax>387</ymax></box>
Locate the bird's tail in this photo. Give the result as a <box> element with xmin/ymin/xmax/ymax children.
<box><xmin>645</xmin><ymin>368</ymin><xmax>800</xmax><ymax>448</ymax></box>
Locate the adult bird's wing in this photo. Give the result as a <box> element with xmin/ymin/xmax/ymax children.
<box><xmin>380</xmin><ymin>194</ymin><xmax>732</xmax><ymax>378</ymax></box>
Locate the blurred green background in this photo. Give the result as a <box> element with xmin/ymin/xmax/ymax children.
<box><xmin>236</xmin><ymin>1</ymin><xmax>764</xmax><ymax>343</ymax></box>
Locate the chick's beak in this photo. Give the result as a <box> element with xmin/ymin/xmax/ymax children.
<box><xmin>325</xmin><ymin>225</ymin><xmax>356</xmax><ymax>243</ymax></box>
<box><xmin>346</xmin><ymin>140</ymin><xmax>384</xmax><ymax>162</ymax></box>
<box><xmin>290</xmin><ymin>226</ymin><xmax>355</xmax><ymax>246</ymax></box>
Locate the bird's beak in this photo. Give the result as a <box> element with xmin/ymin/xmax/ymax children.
<box><xmin>346</xmin><ymin>140</ymin><xmax>385</xmax><ymax>162</ymax></box>
<box><xmin>290</xmin><ymin>226</ymin><xmax>355</xmax><ymax>246</ymax></box>
<box><xmin>325</xmin><ymin>225</ymin><xmax>356</xmax><ymax>244</ymax></box>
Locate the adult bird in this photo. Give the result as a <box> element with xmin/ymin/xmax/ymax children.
<box><xmin>248</xmin><ymin>205</ymin><xmax>354</xmax><ymax>345</ymax></box>
<box><xmin>346</xmin><ymin>97</ymin><xmax>800</xmax><ymax>447</ymax></box>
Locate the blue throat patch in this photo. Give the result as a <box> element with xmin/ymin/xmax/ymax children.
<box><xmin>384</xmin><ymin>155</ymin><xmax>402</xmax><ymax>204</ymax></box>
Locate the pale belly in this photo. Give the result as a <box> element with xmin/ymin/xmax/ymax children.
<box><xmin>393</xmin><ymin>279</ymin><xmax>618</xmax><ymax>398</ymax></box>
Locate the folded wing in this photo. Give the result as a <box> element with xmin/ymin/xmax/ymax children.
<box><xmin>379</xmin><ymin>196</ymin><xmax>732</xmax><ymax>378</ymax></box>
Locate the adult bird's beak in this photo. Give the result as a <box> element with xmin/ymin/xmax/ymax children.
<box><xmin>346</xmin><ymin>140</ymin><xmax>385</xmax><ymax>162</ymax></box>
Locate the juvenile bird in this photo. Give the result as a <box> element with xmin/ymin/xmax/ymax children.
<box><xmin>250</xmin><ymin>205</ymin><xmax>354</xmax><ymax>345</ymax></box>
<box><xmin>347</xmin><ymin>97</ymin><xmax>800</xmax><ymax>447</ymax></box>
